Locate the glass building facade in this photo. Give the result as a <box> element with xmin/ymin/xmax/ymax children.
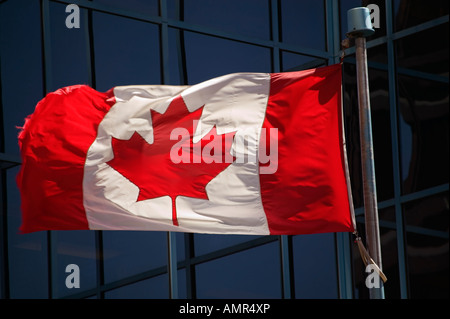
<box><xmin>0</xmin><ymin>0</ymin><xmax>448</xmax><ymax>300</ymax></box>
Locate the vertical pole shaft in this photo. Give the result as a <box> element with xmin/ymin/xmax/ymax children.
<box><xmin>354</xmin><ymin>36</ymin><xmax>384</xmax><ymax>299</ymax></box>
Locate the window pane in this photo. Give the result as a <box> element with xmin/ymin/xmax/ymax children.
<box><xmin>102</xmin><ymin>231</ymin><xmax>167</xmax><ymax>283</ymax></box>
<box><xmin>184</xmin><ymin>32</ymin><xmax>271</xmax><ymax>84</ymax></box>
<box><xmin>49</xmin><ymin>2</ymin><xmax>90</xmax><ymax>91</ymax></box>
<box><xmin>0</xmin><ymin>0</ymin><xmax>43</xmax><ymax>156</ymax></box>
<box><xmin>396</xmin><ymin>23</ymin><xmax>449</xmax><ymax>77</ymax></box>
<box><xmin>394</xmin><ymin>0</ymin><xmax>449</xmax><ymax>32</ymax></box>
<box><xmin>173</xmin><ymin>0</ymin><xmax>270</xmax><ymax>40</ymax></box>
<box><xmin>53</xmin><ymin>231</ymin><xmax>97</xmax><ymax>298</ymax></box>
<box><xmin>404</xmin><ymin>194</ymin><xmax>449</xmax><ymax>300</ymax></box>
<box><xmin>92</xmin><ymin>12</ymin><xmax>161</xmax><ymax>91</ymax></box>
<box><xmin>7</xmin><ymin>168</ymin><xmax>48</xmax><ymax>298</ymax></box>
<box><xmin>194</xmin><ymin>234</ymin><xmax>261</xmax><ymax>256</ymax></box>
<box><xmin>1</xmin><ymin>0</ymin><xmax>47</xmax><ymax>298</ymax></box>
<box><xmin>397</xmin><ymin>76</ymin><xmax>449</xmax><ymax>194</ymax></box>
<box><xmin>280</xmin><ymin>0</ymin><xmax>326</xmax><ymax>50</ymax></box>
<box><xmin>293</xmin><ymin>233</ymin><xmax>338</xmax><ymax>298</ymax></box>
<box><xmin>104</xmin><ymin>274</ymin><xmax>169</xmax><ymax>298</ymax></box>
<box><xmin>281</xmin><ymin>51</ymin><xmax>326</xmax><ymax>72</ymax></box>
<box><xmin>93</xmin><ymin>0</ymin><xmax>159</xmax><ymax>17</ymax></box>
<box><xmin>404</xmin><ymin>192</ymin><xmax>449</xmax><ymax>234</ymax></box>
<box><xmin>195</xmin><ymin>242</ymin><xmax>281</xmax><ymax>298</ymax></box>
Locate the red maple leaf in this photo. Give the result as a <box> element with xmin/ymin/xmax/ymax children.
<box><xmin>106</xmin><ymin>96</ymin><xmax>236</xmax><ymax>226</ymax></box>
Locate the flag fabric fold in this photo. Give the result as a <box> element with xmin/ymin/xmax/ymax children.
<box><xmin>17</xmin><ymin>63</ymin><xmax>355</xmax><ymax>235</ymax></box>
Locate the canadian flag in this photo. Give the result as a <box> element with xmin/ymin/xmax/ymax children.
<box><xmin>17</xmin><ymin>63</ymin><xmax>355</xmax><ymax>235</ymax></box>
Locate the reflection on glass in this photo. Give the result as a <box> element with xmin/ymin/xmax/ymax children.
<box><xmin>396</xmin><ymin>23</ymin><xmax>449</xmax><ymax>76</ymax></box>
<box><xmin>404</xmin><ymin>192</ymin><xmax>449</xmax><ymax>233</ymax></box>
<box><xmin>394</xmin><ymin>0</ymin><xmax>449</xmax><ymax>31</ymax></box>
<box><xmin>404</xmin><ymin>229</ymin><xmax>449</xmax><ymax>298</ymax></box>
<box><xmin>397</xmin><ymin>75</ymin><xmax>449</xmax><ymax>194</ymax></box>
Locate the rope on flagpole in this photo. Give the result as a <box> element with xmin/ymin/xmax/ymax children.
<box><xmin>354</xmin><ymin>233</ymin><xmax>387</xmax><ymax>283</ymax></box>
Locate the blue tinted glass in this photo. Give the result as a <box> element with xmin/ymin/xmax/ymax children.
<box><xmin>184</xmin><ymin>32</ymin><xmax>271</xmax><ymax>84</ymax></box>
<box><xmin>93</xmin><ymin>0</ymin><xmax>159</xmax><ymax>17</ymax></box>
<box><xmin>104</xmin><ymin>274</ymin><xmax>169</xmax><ymax>298</ymax></box>
<box><xmin>177</xmin><ymin>268</ymin><xmax>187</xmax><ymax>299</ymax></box>
<box><xmin>1</xmin><ymin>1</ymin><xmax>47</xmax><ymax>298</ymax></box>
<box><xmin>0</xmin><ymin>0</ymin><xmax>43</xmax><ymax>156</ymax></box>
<box><xmin>293</xmin><ymin>233</ymin><xmax>338</xmax><ymax>298</ymax></box>
<box><xmin>173</xmin><ymin>0</ymin><xmax>270</xmax><ymax>40</ymax></box>
<box><xmin>49</xmin><ymin>2</ymin><xmax>90</xmax><ymax>91</ymax></box>
<box><xmin>92</xmin><ymin>12</ymin><xmax>161</xmax><ymax>91</ymax></box>
<box><xmin>8</xmin><ymin>170</ymin><xmax>48</xmax><ymax>298</ymax></box>
<box><xmin>196</xmin><ymin>242</ymin><xmax>281</xmax><ymax>298</ymax></box>
<box><xmin>53</xmin><ymin>230</ymin><xmax>97</xmax><ymax>298</ymax></box>
<box><xmin>281</xmin><ymin>51</ymin><xmax>326</xmax><ymax>71</ymax></box>
<box><xmin>280</xmin><ymin>0</ymin><xmax>326</xmax><ymax>50</ymax></box>
<box><xmin>194</xmin><ymin>234</ymin><xmax>261</xmax><ymax>256</ymax></box>
<box><xmin>102</xmin><ymin>231</ymin><xmax>167</xmax><ymax>283</ymax></box>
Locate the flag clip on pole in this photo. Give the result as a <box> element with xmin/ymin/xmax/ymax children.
<box><xmin>346</xmin><ymin>7</ymin><xmax>386</xmax><ymax>299</ymax></box>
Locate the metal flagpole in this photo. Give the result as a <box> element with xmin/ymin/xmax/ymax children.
<box><xmin>346</xmin><ymin>7</ymin><xmax>385</xmax><ymax>299</ymax></box>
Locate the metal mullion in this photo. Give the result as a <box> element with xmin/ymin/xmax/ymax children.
<box><xmin>326</xmin><ymin>0</ymin><xmax>354</xmax><ymax>299</ymax></box>
<box><xmin>40</xmin><ymin>0</ymin><xmax>57</xmax><ymax>299</ymax></box>
<box><xmin>184</xmin><ymin>233</ymin><xmax>196</xmax><ymax>299</ymax></box>
<box><xmin>159</xmin><ymin>0</ymin><xmax>178</xmax><ymax>300</ymax></box>
<box><xmin>385</xmin><ymin>0</ymin><xmax>408</xmax><ymax>299</ymax></box>
<box><xmin>270</xmin><ymin>0</ymin><xmax>280</xmax><ymax>73</ymax></box>
<box><xmin>270</xmin><ymin>0</ymin><xmax>294</xmax><ymax>299</ymax></box>
<box><xmin>399</xmin><ymin>184</ymin><xmax>449</xmax><ymax>204</ymax></box>
<box><xmin>0</xmin><ymin>170</ymin><xmax>9</xmax><ymax>299</ymax></box>
<box><xmin>83</xmin><ymin>3</ymin><xmax>106</xmax><ymax>299</ymax></box>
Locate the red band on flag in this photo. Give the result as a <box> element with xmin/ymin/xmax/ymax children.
<box><xmin>17</xmin><ymin>85</ymin><xmax>115</xmax><ymax>233</ymax></box>
<box><xmin>260</xmin><ymin>64</ymin><xmax>354</xmax><ymax>235</ymax></box>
